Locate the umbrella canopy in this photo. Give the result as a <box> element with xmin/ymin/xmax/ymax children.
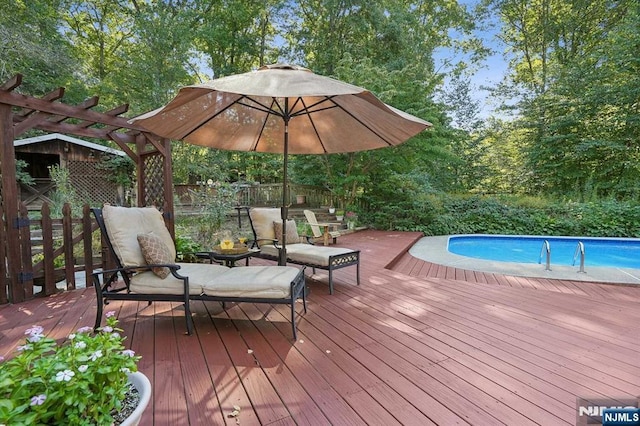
<box><xmin>133</xmin><ymin>63</ymin><xmax>431</xmax><ymax>264</ymax></box>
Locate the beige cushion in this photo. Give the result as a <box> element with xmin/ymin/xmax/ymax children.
<box><xmin>130</xmin><ymin>263</ymin><xmax>300</xmax><ymax>299</ymax></box>
<box><xmin>201</xmin><ymin>266</ymin><xmax>300</xmax><ymax>299</ymax></box>
<box><xmin>259</xmin><ymin>244</ymin><xmax>280</xmax><ymax>258</ymax></box>
<box><xmin>130</xmin><ymin>263</ymin><xmax>229</xmax><ymax>295</ymax></box>
<box><xmin>137</xmin><ymin>233</ymin><xmax>173</xmax><ymax>279</ymax></box>
<box><xmin>249</xmin><ymin>208</ymin><xmax>281</xmax><ymax>244</ymax></box>
<box><xmin>286</xmin><ymin>244</ymin><xmax>354</xmax><ymax>267</ymax></box>
<box><xmin>103</xmin><ymin>205</ymin><xmax>176</xmax><ymax>267</ymax></box>
<box><xmin>273</xmin><ymin>220</ymin><xmax>299</xmax><ymax>243</ymax></box>
<box><xmin>259</xmin><ymin>242</ymin><xmax>354</xmax><ymax>267</ymax></box>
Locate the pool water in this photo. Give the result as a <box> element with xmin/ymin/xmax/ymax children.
<box><xmin>448</xmin><ymin>235</ymin><xmax>640</xmax><ymax>269</ymax></box>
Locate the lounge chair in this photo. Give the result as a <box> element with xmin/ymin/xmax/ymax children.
<box><xmin>247</xmin><ymin>207</ymin><xmax>360</xmax><ymax>294</ymax></box>
<box><xmin>91</xmin><ymin>205</ymin><xmax>307</xmax><ymax>339</ymax></box>
<box><xmin>303</xmin><ymin>209</ymin><xmax>342</xmax><ymax>245</ymax></box>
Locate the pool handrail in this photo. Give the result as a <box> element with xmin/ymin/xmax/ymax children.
<box><xmin>572</xmin><ymin>241</ymin><xmax>586</xmax><ymax>273</ymax></box>
<box><xmin>539</xmin><ymin>240</ymin><xmax>551</xmax><ymax>271</ymax></box>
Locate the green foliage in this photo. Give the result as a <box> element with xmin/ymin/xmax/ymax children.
<box><xmin>0</xmin><ymin>313</ymin><xmax>140</xmax><ymax>425</ymax></box>
<box><xmin>95</xmin><ymin>155</ymin><xmax>135</xmax><ymax>187</ymax></box>
<box><xmin>364</xmin><ymin>193</ymin><xmax>640</xmax><ymax>238</ymax></box>
<box><xmin>47</xmin><ymin>165</ymin><xmax>84</xmax><ymax>217</ymax></box>
<box><xmin>174</xmin><ymin>234</ymin><xmax>202</xmax><ymax>263</ymax></box>
<box><xmin>484</xmin><ymin>0</ymin><xmax>640</xmax><ymax>200</ymax></box>
<box><xmin>15</xmin><ymin>160</ymin><xmax>35</xmax><ymax>186</ymax></box>
<box><xmin>180</xmin><ymin>182</ymin><xmax>237</xmax><ymax>248</ymax></box>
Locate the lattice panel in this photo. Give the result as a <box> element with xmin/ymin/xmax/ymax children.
<box><xmin>68</xmin><ymin>161</ymin><xmax>120</xmax><ymax>204</ymax></box>
<box><xmin>143</xmin><ymin>154</ymin><xmax>165</xmax><ymax>207</ymax></box>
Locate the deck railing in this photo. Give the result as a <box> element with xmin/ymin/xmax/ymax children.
<box><xmin>175</xmin><ymin>183</ymin><xmax>334</xmax><ymax>209</ymax></box>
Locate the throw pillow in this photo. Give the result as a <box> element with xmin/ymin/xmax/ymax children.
<box><xmin>137</xmin><ymin>233</ymin><xmax>174</xmax><ymax>279</ymax></box>
<box><xmin>273</xmin><ymin>220</ymin><xmax>300</xmax><ymax>244</ymax></box>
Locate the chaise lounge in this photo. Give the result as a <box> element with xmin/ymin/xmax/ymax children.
<box><xmin>247</xmin><ymin>207</ymin><xmax>360</xmax><ymax>294</ymax></box>
<box><xmin>91</xmin><ymin>205</ymin><xmax>307</xmax><ymax>339</ymax></box>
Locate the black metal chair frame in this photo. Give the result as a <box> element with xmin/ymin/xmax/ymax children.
<box><xmin>246</xmin><ymin>208</ymin><xmax>360</xmax><ymax>294</ymax></box>
<box><xmin>91</xmin><ymin>208</ymin><xmax>307</xmax><ymax>339</ymax></box>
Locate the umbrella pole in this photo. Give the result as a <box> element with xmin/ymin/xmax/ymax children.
<box><xmin>279</xmin><ymin>101</ymin><xmax>290</xmax><ymax>266</ymax></box>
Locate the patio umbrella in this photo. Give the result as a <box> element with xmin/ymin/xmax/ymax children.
<box><xmin>133</xmin><ymin>63</ymin><xmax>431</xmax><ymax>264</ymax></box>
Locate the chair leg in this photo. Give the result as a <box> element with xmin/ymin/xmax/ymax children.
<box><xmin>93</xmin><ymin>276</ymin><xmax>104</xmax><ymax>331</ymax></box>
<box><xmin>290</xmin><ymin>301</ymin><xmax>297</xmax><ymax>341</ymax></box>
<box><xmin>184</xmin><ymin>302</ymin><xmax>194</xmax><ymax>335</ymax></box>
<box><xmin>356</xmin><ymin>261</ymin><xmax>360</xmax><ymax>285</ymax></box>
<box><xmin>328</xmin><ymin>268</ymin><xmax>334</xmax><ymax>294</ymax></box>
<box><xmin>303</xmin><ymin>285</ymin><xmax>308</xmax><ymax>313</ymax></box>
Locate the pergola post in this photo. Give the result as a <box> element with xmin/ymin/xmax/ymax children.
<box><xmin>0</xmin><ymin>104</ymin><xmax>23</xmax><ymax>302</ymax></box>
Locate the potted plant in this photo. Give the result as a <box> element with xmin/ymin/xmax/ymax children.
<box><xmin>0</xmin><ymin>312</ymin><xmax>150</xmax><ymax>425</ymax></box>
<box><xmin>335</xmin><ymin>210</ymin><xmax>345</xmax><ymax>221</ymax></box>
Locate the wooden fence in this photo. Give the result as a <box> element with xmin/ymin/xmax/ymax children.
<box><xmin>0</xmin><ymin>202</ymin><xmax>114</xmax><ymax>305</ymax></box>
<box><xmin>175</xmin><ymin>183</ymin><xmax>335</xmax><ymax>209</ymax></box>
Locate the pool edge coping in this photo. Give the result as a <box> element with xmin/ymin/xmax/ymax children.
<box><xmin>409</xmin><ymin>235</ymin><xmax>640</xmax><ymax>286</ymax></box>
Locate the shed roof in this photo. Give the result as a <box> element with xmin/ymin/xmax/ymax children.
<box><xmin>14</xmin><ymin>133</ymin><xmax>126</xmax><ymax>157</ymax></box>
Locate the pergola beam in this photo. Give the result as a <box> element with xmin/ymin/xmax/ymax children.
<box><xmin>0</xmin><ymin>74</ymin><xmax>173</xmax><ymax>304</ymax></box>
<box><xmin>13</xmin><ymin>96</ymin><xmax>101</xmax><ymax>136</ymax></box>
<box><xmin>0</xmin><ymin>89</ymin><xmax>144</xmax><ymax>132</ymax></box>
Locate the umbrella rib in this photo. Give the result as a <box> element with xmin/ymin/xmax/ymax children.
<box><xmin>237</xmin><ymin>96</ymin><xmax>285</xmax><ymax>118</ymax></box>
<box><xmin>179</xmin><ymin>94</ymin><xmax>248</xmax><ymax>140</ymax></box>
<box><xmin>331</xmin><ymin>97</ymin><xmax>397</xmax><ymax>147</ymax></box>
<box><xmin>252</xmin><ymin>98</ymin><xmax>280</xmax><ymax>151</ymax></box>
<box><xmin>289</xmin><ymin>96</ymin><xmax>339</xmax><ymax>118</ymax></box>
<box><xmin>298</xmin><ymin>97</ymin><xmax>329</xmax><ymax>153</ymax></box>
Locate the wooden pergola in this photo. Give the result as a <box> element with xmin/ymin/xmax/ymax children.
<box><xmin>0</xmin><ymin>74</ymin><xmax>174</xmax><ymax>303</ymax></box>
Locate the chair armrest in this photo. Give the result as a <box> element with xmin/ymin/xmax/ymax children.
<box><xmin>92</xmin><ymin>264</ymin><xmax>182</xmax><ymax>277</ymax></box>
<box><xmin>250</xmin><ymin>238</ymin><xmax>281</xmax><ymax>249</ymax></box>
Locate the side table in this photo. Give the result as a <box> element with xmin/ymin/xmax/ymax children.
<box><xmin>194</xmin><ymin>249</ymin><xmax>260</xmax><ymax>267</ymax></box>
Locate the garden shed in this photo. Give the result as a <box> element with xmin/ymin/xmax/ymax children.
<box><xmin>15</xmin><ymin>133</ymin><xmax>129</xmax><ymax>210</ymax></box>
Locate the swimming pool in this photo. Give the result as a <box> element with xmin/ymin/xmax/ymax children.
<box><xmin>448</xmin><ymin>235</ymin><xmax>640</xmax><ymax>269</ymax></box>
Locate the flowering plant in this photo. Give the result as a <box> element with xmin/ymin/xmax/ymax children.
<box><xmin>345</xmin><ymin>211</ymin><xmax>357</xmax><ymax>220</ymax></box>
<box><xmin>0</xmin><ymin>312</ymin><xmax>140</xmax><ymax>425</ymax></box>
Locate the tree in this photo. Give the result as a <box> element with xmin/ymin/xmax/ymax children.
<box><xmin>0</xmin><ymin>0</ymin><xmax>83</xmax><ymax>98</ymax></box>
<box><xmin>487</xmin><ymin>0</ymin><xmax>639</xmax><ymax>199</ymax></box>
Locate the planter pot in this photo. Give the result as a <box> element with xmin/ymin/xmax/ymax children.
<box><xmin>328</xmin><ymin>207</ymin><xmax>336</xmax><ymax>214</ymax></box>
<box><xmin>121</xmin><ymin>372</ymin><xmax>152</xmax><ymax>426</ymax></box>
<box><xmin>336</xmin><ymin>215</ymin><xmax>344</xmax><ymax>221</ymax></box>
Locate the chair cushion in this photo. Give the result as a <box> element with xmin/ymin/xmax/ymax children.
<box><xmin>273</xmin><ymin>219</ymin><xmax>300</xmax><ymax>243</ymax></box>
<box><xmin>137</xmin><ymin>233</ymin><xmax>173</xmax><ymax>279</ymax></box>
<box><xmin>286</xmin><ymin>244</ymin><xmax>354</xmax><ymax>267</ymax></box>
<box><xmin>201</xmin><ymin>266</ymin><xmax>300</xmax><ymax>299</ymax></box>
<box><xmin>130</xmin><ymin>263</ymin><xmax>229</xmax><ymax>295</ymax></box>
<box><xmin>249</xmin><ymin>208</ymin><xmax>281</xmax><ymax>244</ymax></box>
<box><xmin>260</xmin><ymin>243</ymin><xmax>354</xmax><ymax>267</ymax></box>
<box><xmin>103</xmin><ymin>205</ymin><xmax>176</xmax><ymax>267</ymax></box>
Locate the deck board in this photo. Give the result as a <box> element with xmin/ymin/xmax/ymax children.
<box><xmin>1</xmin><ymin>229</ymin><xmax>639</xmax><ymax>425</ymax></box>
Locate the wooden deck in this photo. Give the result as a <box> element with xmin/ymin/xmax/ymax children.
<box><xmin>2</xmin><ymin>230</ymin><xmax>639</xmax><ymax>425</ymax></box>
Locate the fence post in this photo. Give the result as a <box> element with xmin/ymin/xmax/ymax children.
<box><xmin>40</xmin><ymin>202</ymin><xmax>57</xmax><ymax>296</ymax></box>
<box><xmin>62</xmin><ymin>203</ymin><xmax>75</xmax><ymax>290</ymax></box>
<box><xmin>82</xmin><ymin>204</ymin><xmax>94</xmax><ymax>287</ymax></box>
<box><xmin>0</xmin><ymin>205</ymin><xmax>7</xmax><ymax>304</ymax></box>
<box><xmin>18</xmin><ymin>203</ymin><xmax>34</xmax><ymax>299</ymax></box>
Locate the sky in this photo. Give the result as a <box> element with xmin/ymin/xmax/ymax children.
<box><xmin>434</xmin><ymin>0</ymin><xmax>511</xmax><ymax>121</ymax></box>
